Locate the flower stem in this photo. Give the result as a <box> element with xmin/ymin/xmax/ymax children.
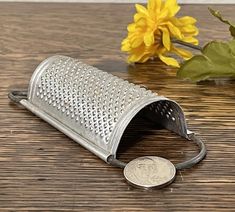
<box><xmin>171</xmin><ymin>38</ymin><xmax>203</xmax><ymax>51</ymax></box>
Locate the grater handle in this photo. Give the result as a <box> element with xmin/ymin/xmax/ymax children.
<box><xmin>8</xmin><ymin>90</ymin><xmax>27</xmax><ymax>103</ymax></box>
<box><xmin>108</xmin><ymin>133</ymin><xmax>207</xmax><ymax>170</ymax></box>
<box><xmin>175</xmin><ymin>133</ymin><xmax>207</xmax><ymax>170</ymax></box>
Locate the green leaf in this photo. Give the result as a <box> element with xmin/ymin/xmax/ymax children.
<box><xmin>208</xmin><ymin>7</ymin><xmax>235</xmax><ymax>38</ymax></box>
<box><xmin>177</xmin><ymin>40</ymin><xmax>235</xmax><ymax>82</ymax></box>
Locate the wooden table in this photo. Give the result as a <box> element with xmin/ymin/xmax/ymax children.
<box><xmin>0</xmin><ymin>3</ymin><xmax>235</xmax><ymax>211</ymax></box>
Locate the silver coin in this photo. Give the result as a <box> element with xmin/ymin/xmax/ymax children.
<box><xmin>123</xmin><ymin>156</ymin><xmax>176</xmax><ymax>189</ymax></box>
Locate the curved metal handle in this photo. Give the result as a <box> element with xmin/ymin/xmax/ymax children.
<box><xmin>108</xmin><ymin>133</ymin><xmax>207</xmax><ymax>170</ymax></box>
<box><xmin>175</xmin><ymin>133</ymin><xmax>207</xmax><ymax>170</ymax></box>
<box><xmin>8</xmin><ymin>90</ymin><xmax>27</xmax><ymax>103</ymax></box>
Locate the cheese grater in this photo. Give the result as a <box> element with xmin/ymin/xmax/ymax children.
<box><xmin>9</xmin><ymin>55</ymin><xmax>206</xmax><ymax>188</ymax></box>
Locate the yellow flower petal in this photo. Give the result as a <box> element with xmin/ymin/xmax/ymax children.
<box><xmin>144</xmin><ymin>31</ymin><xmax>154</xmax><ymax>46</ymax></box>
<box><xmin>148</xmin><ymin>0</ymin><xmax>156</xmax><ymax>11</ymax></box>
<box><xmin>128</xmin><ymin>46</ymin><xmax>146</xmax><ymax>63</ymax></box>
<box><xmin>158</xmin><ymin>7</ymin><xmax>169</xmax><ymax>20</ymax></box>
<box><xmin>136</xmin><ymin>17</ymin><xmax>147</xmax><ymax>28</ymax></box>
<box><xmin>148</xmin><ymin>0</ymin><xmax>161</xmax><ymax>15</ymax></box>
<box><xmin>171</xmin><ymin>16</ymin><xmax>197</xmax><ymax>27</ymax></box>
<box><xmin>181</xmin><ymin>25</ymin><xmax>199</xmax><ymax>36</ymax></box>
<box><xmin>164</xmin><ymin>0</ymin><xmax>180</xmax><ymax>17</ymax></box>
<box><xmin>121</xmin><ymin>42</ymin><xmax>131</xmax><ymax>51</ymax></box>
<box><xmin>159</xmin><ymin>54</ymin><xmax>180</xmax><ymax>67</ymax></box>
<box><xmin>172</xmin><ymin>46</ymin><xmax>193</xmax><ymax>59</ymax></box>
<box><xmin>121</xmin><ymin>38</ymin><xmax>128</xmax><ymax>45</ymax></box>
<box><xmin>160</xmin><ymin>27</ymin><xmax>171</xmax><ymax>50</ymax></box>
<box><xmin>131</xmin><ymin>36</ymin><xmax>143</xmax><ymax>48</ymax></box>
<box><xmin>138</xmin><ymin>54</ymin><xmax>152</xmax><ymax>63</ymax></box>
<box><xmin>135</xmin><ymin>4</ymin><xmax>148</xmax><ymax>16</ymax></box>
<box><xmin>179</xmin><ymin>16</ymin><xmax>197</xmax><ymax>25</ymax></box>
<box><xmin>164</xmin><ymin>21</ymin><xmax>182</xmax><ymax>39</ymax></box>
<box><xmin>134</xmin><ymin>13</ymin><xmax>145</xmax><ymax>22</ymax></box>
<box><xmin>182</xmin><ymin>36</ymin><xmax>199</xmax><ymax>45</ymax></box>
<box><xmin>127</xmin><ymin>23</ymin><xmax>136</xmax><ymax>32</ymax></box>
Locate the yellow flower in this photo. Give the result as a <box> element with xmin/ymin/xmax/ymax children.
<box><xmin>121</xmin><ymin>0</ymin><xmax>199</xmax><ymax>67</ymax></box>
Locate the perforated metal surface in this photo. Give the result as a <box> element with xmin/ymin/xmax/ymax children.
<box><xmin>149</xmin><ymin>101</ymin><xmax>176</xmax><ymax>121</ymax></box>
<box><xmin>23</xmin><ymin>55</ymin><xmax>188</xmax><ymax>161</ymax></box>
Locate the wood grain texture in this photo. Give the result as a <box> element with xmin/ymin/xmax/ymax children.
<box><xmin>0</xmin><ymin>3</ymin><xmax>235</xmax><ymax>211</ymax></box>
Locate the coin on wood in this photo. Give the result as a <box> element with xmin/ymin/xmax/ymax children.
<box><xmin>123</xmin><ymin>156</ymin><xmax>176</xmax><ymax>189</ymax></box>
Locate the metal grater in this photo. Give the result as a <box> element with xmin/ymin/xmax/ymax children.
<box><xmin>9</xmin><ymin>55</ymin><xmax>206</xmax><ymax>189</ymax></box>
